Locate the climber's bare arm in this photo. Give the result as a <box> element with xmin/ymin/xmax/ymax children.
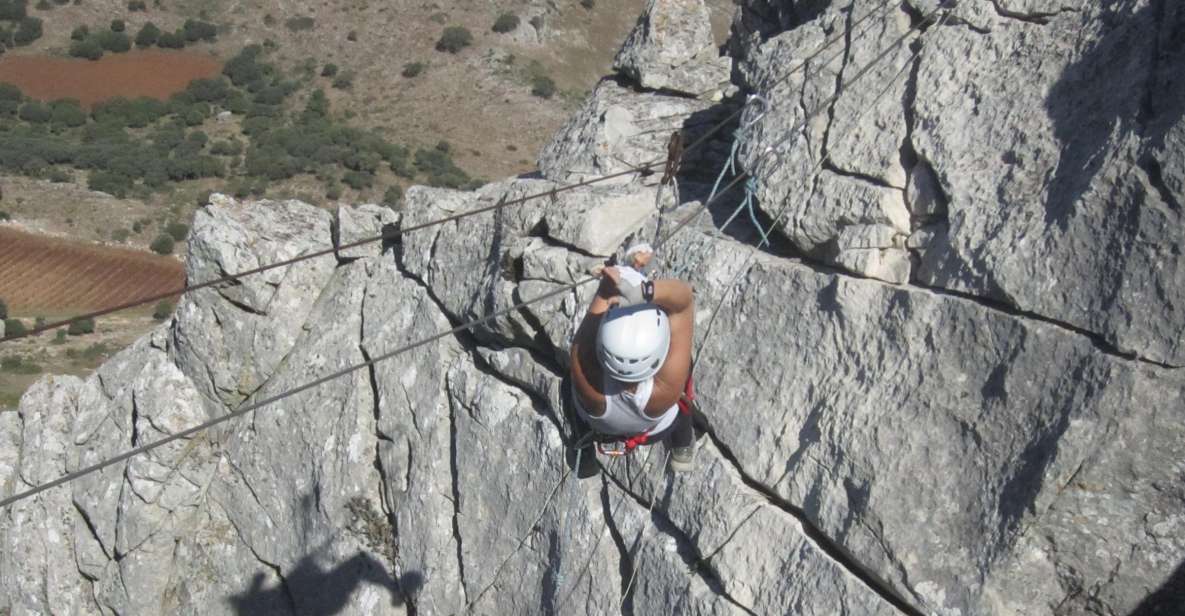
<box><xmin>569</xmin><ymin>275</ymin><xmax>619</xmax><ymax>416</ymax></box>
<box><xmin>645</xmin><ymin>280</ymin><xmax>694</xmax><ymax>417</ymax></box>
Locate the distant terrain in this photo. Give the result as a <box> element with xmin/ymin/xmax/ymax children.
<box><xmin>0</xmin><ymin>0</ymin><xmax>732</xmax><ymax>405</ymax></box>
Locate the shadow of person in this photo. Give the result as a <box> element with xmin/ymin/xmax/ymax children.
<box><xmin>1044</xmin><ymin>0</ymin><xmax>1185</xmax><ymax>228</ymax></box>
<box><xmin>226</xmin><ymin>552</ymin><xmax>424</xmax><ymax>615</ymax></box>
<box><xmin>1128</xmin><ymin>558</ymin><xmax>1185</xmax><ymax>616</ymax></box>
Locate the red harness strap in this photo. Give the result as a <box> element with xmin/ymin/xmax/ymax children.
<box><xmin>599</xmin><ymin>376</ymin><xmax>696</xmax><ymax>456</ymax></box>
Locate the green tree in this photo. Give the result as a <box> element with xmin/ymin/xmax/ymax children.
<box><xmin>435</xmin><ymin>26</ymin><xmax>472</xmax><ymax>53</ymax></box>
<box><xmin>382</xmin><ymin>185</ymin><xmax>402</xmax><ymax>209</ymax></box>
<box><xmin>0</xmin><ymin>0</ymin><xmax>27</xmax><ymax>20</ymax></box>
<box><xmin>492</xmin><ymin>13</ymin><xmax>519</xmax><ymax>33</ymax></box>
<box><xmin>4</xmin><ymin>319</ymin><xmax>25</xmax><ymax>337</ymax></box>
<box><xmin>401</xmin><ymin>62</ymin><xmax>424</xmax><ymax>78</ymax></box>
<box><xmin>182</xmin><ymin>19</ymin><xmax>216</xmax><ymax>42</ymax></box>
<box><xmin>110</xmin><ymin>18</ymin><xmax>125</xmax><ymax>32</ymax></box>
<box><xmin>67</xmin><ymin>317</ymin><xmax>95</xmax><ymax>335</ymax></box>
<box><xmin>127</xmin><ymin>0</ymin><xmax>147</xmax><ymax>11</ymax></box>
<box><xmin>284</xmin><ymin>16</ymin><xmax>314</xmax><ymax>31</ymax></box>
<box><xmin>135</xmin><ymin>21</ymin><xmax>160</xmax><ymax>47</ymax></box>
<box><xmin>70</xmin><ymin>24</ymin><xmax>88</xmax><ymax>40</ymax></box>
<box><xmin>321</xmin><ymin>63</ymin><xmax>337</xmax><ymax>77</ymax></box>
<box><xmin>0</xmin><ymin>82</ymin><xmax>20</xmax><ymax>101</ymax></box>
<box><xmin>18</xmin><ymin>101</ymin><xmax>50</xmax><ymax>123</ymax></box>
<box><xmin>531</xmin><ymin>75</ymin><xmax>556</xmax><ymax>99</ymax></box>
<box><xmin>165</xmin><ymin>221</ymin><xmax>188</xmax><ymax>240</ymax></box>
<box><xmin>13</xmin><ymin>16</ymin><xmax>42</xmax><ymax>46</ymax></box>
<box><xmin>69</xmin><ymin>37</ymin><xmax>103</xmax><ymax>60</ymax></box>
<box><xmin>50</xmin><ymin>99</ymin><xmax>86</xmax><ymax>127</ymax></box>
<box><xmin>152</xmin><ymin>300</ymin><xmax>173</xmax><ymax>320</ymax></box>
<box><xmin>0</xmin><ymin>297</ymin><xmax>7</xmax><ymax>319</ymax></box>
<box><xmin>88</xmin><ymin>170</ymin><xmax>132</xmax><ymax>197</ymax></box>
<box><xmin>156</xmin><ymin>30</ymin><xmax>184</xmax><ymax>48</ymax></box>
<box><xmin>97</xmin><ymin>30</ymin><xmax>131</xmax><ymax>52</ymax></box>
<box><xmin>149</xmin><ymin>233</ymin><xmax>174</xmax><ymax>254</ymax></box>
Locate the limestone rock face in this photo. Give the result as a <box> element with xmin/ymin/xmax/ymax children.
<box><xmin>613</xmin><ymin>0</ymin><xmax>731</xmax><ymax>95</ymax></box>
<box><xmin>1</xmin><ymin>1</ymin><xmax>1183</xmax><ymax>615</ymax></box>
<box><xmin>538</xmin><ymin>78</ymin><xmax>736</xmax><ymax>187</ymax></box>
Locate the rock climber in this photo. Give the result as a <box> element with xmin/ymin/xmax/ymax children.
<box><xmin>568</xmin><ymin>243</ymin><xmax>702</xmax><ymax>474</ymax></box>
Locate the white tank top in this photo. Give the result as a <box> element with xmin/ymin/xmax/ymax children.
<box><xmin>574</xmin><ymin>376</ymin><xmax>679</xmax><ymax>436</ymax></box>
<box><xmin>573</xmin><ymin>264</ymin><xmax>678</xmax><ymax>436</ymax></box>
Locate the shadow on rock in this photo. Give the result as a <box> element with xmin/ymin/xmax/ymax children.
<box><xmin>226</xmin><ymin>552</ymin><xmax>423</xmax><ymax>615</ymax></box>
<box><xmin>1128</xmin><ymin>558</ymin><xmax>1185</xmax><ymax>616</ymax></box>
<box><xmin>1044</xmin><ymin>0</ymin><xmax>1185</xmax><ymax>228</ymax></box>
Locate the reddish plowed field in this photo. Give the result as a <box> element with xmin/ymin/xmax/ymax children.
<box><xmin>0</xmin><ymin>228</ymin><xmax>184</xmax><ymax>315</ymax></box>
<box><xmin>0</xmin><ymin>50</ymin><xmax>221</xmax><ymax>108</ymax></box>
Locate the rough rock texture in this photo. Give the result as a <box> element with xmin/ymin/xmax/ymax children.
<box><xmin>735</xmin><ymin>0</ymin><xmax>1185</xmax><ymax>362</ymax></box>
<box><xmin>2</xmin><ymin>1</ymin><xmax>1184</xmax><ymax>616</ymax></box>
<box><xmin>613</xmin><ymin>0</ymin><xmax>732</xmax><ymax>96</ymax></box>
<box><xmin>538</xmin><ymin>78</ymin><xmax>737</xmax><ymax>187</ymax></box>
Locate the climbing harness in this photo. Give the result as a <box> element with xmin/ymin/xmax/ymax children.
<box><xmin>589</xmin><ymin>376</ymin><xmax>698</xmax><ymax>457</ymax></box>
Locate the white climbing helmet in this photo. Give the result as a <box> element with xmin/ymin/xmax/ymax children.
<box><xmin>596</xmin><ymin>304</ymin><xmax>671</xmax><ymax>383</ymax></box>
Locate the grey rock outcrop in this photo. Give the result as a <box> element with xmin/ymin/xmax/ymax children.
<box><xmin>734</xmin><ymin>0</ymin><xmax>1185</xmax><ymax>363</ymax></box>
<box><xmin>613</xmin><ymin>0</ymin><xmax>731</xmax><ymax>96</ymax></box>
<box><xmin>2</xmin><ymin>1</ymin><xmax>1183</xmax><ymax>615</ymax></box>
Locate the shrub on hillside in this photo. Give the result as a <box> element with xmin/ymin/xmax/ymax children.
<box><xmin>110</xmin><ymin>19</ymin><xmax>125</xmax><ymax>32</ymax></box>
<box><xmin>580</xmin><ymin>0</ymin><xmax>594</xmax><ymax>8</ymax></box>
<box><xmin>1</xmin><ymin>355</ymin><xmax>41</xmax><ymax>375</ymax></box>
<box><xmin>67</xmin><ymin>317</ymin><xmax>94</xmax><ymax>336</ymax></box>
<box><xmin>0</xmin><ymin>82</ymin><xmax>20</xmax><ymax>101</ymax></box>
<box><xmin>165</xmin><ymin>221</ymin><xmax>188</xmax><ymax>241</ymax></box>
<box><xmin>0</xmin><ymin>297</ymin><xmax>6</xmax><ymax>319</ymax></box>
<box><xmin>156</xmin><ymin>30</ymin><xmax>183</xmax><ymax>48</ymax></box>
<box><xmin>70</xmin><ymin>24</ymin><xmax>88</xmax><ymax>40</ymax></box>
<box><xmin>69</xmin><ymin>37</ymin><xmax>103</xmax><ymax>59</ymax></box>
<box><xmin>223</xmin><ymin>46</ymin><xmax>265</xmax><ymax>86</ymax></box>
<box><xmin>127</xmin><ymin>0</ymin><xmax>146</xmax><ymax>10</ymax></box>
<box><xmin>88</xmin><ymin>170</ymin><xmax>133</xmax><ymax>197</ymax></box>
<box><xmin>183</xmin><ymin>19</ymin><xmax>216</xmax><ymax>42</ymax></box>
<box><xmin>12</xmin><ymin>16</ymin><xmax>41</xmax><ymax>46</ymax></box>
<box><xmin>18</xmin><ymin>101</ymin><xmax>49</xmax><ymax>123</ymax></box>
<box><xmin>97</xmin><ymin>30</ymin><xmax>131</xmax><ymax>52</ymax></box>
<box><xmin>331</xmin><ymin>72</ymin><xmax>353</xmax><ymax>90</ymax></box>
<box><xmin>285</xmin><ymin>16</ymin><xmax>314</xmax><ymax>31</ymax></box>
<box><xmin>152</xmin><ymin>300</ymin><xmax>173</xmax><ymax>321</ymax></box>
<box><xmin>0</xmin><ymin>0</ymin><xmax>27</xmax><ymax>21</ymax></box>
<box><xmin>149</xmin><ymin>233</ymin><xmax>174</xmax><ymax>255</ymax></box>
<box><xmin>50</xmin><ymin>99</ymin><xmax>86</xmax><ymax>127</ymax></box>
<box><xmin>135</xmin><ymin>21</ymin><xmax>160</xmax><ymax>46</ymax></box>
<box><xmin>3</xmin><ymin>318</ymin><xmax>24</xmax><ymax>337</ymax></box>
<box><xmin>321</xmin><ymin>63</ymin><xmax>337</xmax><ymax>77</ymax></box>
<box><xmin>186</xmin><ymin>77</ymin><xmax>229</xmax><ymax>102</ymax></box>
<box><xmin>401</xmin><ymin>62</ymin><xmax>424</xmax><ymax>78</ymax></box>
<box><xmin>383</xmin><ymin>185</ymin><xmax>402</xmax><ymax>209</ymax></box>
<box><xmin>492</xmin><ymin>13</ymin><xmax>519</xmax><ymax>33</ymax></box>
<box><xmin>210</xmin><ymin>139</ymin><xmax>242</xmax><ymax>156</ymax></box>
<box><xmin>435</xmin><ymin>26</ymin><xmax>471</xmax><ymax>53</ymax></box>
<box><xmin>34</xmin><ymin>0</ymin><xmax>48</xmax><ymax>11</ymax></box>
<box><xmin>342</xmin><ymin>169</ymin><xmax>373</xmax><ymax>190</ymax></box>
<box><xmin>531</xmin><ymin>75</ymin><xmax>556</xmax><ymax>99</ymax></box>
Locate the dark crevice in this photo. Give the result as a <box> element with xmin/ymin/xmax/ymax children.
<box><xmin>1140</xmin><ymin>156</ymin><xmax>1183</xmax><ymax>214</ymax></box>
<box><xmin>819</xmin><ymin>1</ymin><xmax>856</xmax><ymax>163</ymax></box>
<box><xmin>728</xmin><ymin>231</ymin><xmax>1180</xmax><ymax>368</ymax></box>
<box><xmin>222</xmin><ymin>510</ymin><xmax>298</xmax><ymax>614</ymax></box>
<box><xmin>822</xmin><ymin>160</ymin><xmax>901</xmax><ymax>191</ymax></box>
<box><xmin>598</xmin><ymin>474</ymin><xmax>635</xmax><ymax>615</ymax></box>
<box><xmin>215</xmin><ymin>290</ymin><xmax>269</xmax><ymax>317</ymax></box>
<box><xmin>698</xmin><ymin>429</ymin><xmax>926</xmax><ymax>616</ymax></box>
<box><xmin>907</xmin><ymin>277</ymin><xmax>1181</xmax><ymax>369</ymax></box>
<box><xmin>444</xmin><ymin>385</ymin><xmax>470</xmax><ymax>605</ymax></box>
<box><xmin>603</xmin><ymin>470</ymin><xmax>759</xmax><ymax>615</ymax></box>
<box><xmin>603</xmin><ymin>73</ymin><xmax>706</xmax><ymax>101</ymax></box>
<box><xmin>988</xmin><ymin>0</ymin><xmax>1078</xmax><ymax>25</ymax></box>
<box><xmin>73</xmin><ymin>501</ymin><xmax>113</xmax><ymax>562</ymax></box>
<box><xmin>527</xmin><ymin>219</ymin><xmax>603</xmax><ymax>259</ymax></box>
